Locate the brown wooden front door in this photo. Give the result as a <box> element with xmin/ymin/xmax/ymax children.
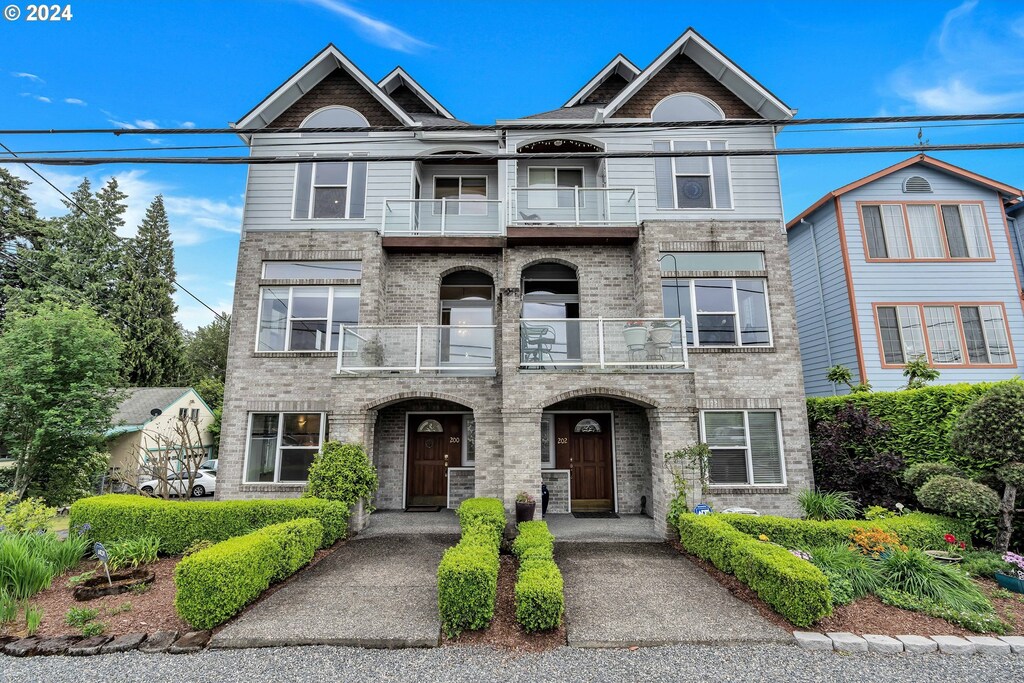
<box><xmin>406</xmin><ymin>414</ymin><xmax>461</xmax><ymax>508</ymax></box>
<box><xmin>554</xmin><ymin>413</ymin><xmax>614</xmax><ymax>512</ymax></box>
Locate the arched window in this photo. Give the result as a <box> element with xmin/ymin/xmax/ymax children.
<box><xmin>521</xmin><ymin>263</ymin><xmax>580</xmax><ymax>363</ymax></box>
<box><xmin>300</xmin><ymin>106</ymin><xmax>369</xmax><ymax>136</ymax></box>
<box><xmin>440</xmin><ymin>271</ymin><xmax>494</xmax><ymax>369</ymax></box>
<box><xmin>651</xmin><ymin>93</ymin><xmax>725</xmax><ymax>122</ymax></box>
<box><xmin>574</xmin><ymin>418</ymin><xmax>602</xmax><ymax>433</ymax></box>
<box><xmin>417</xmin><ymin>419</ymin><xmax>443</xmax><ymax>433</ymax></box>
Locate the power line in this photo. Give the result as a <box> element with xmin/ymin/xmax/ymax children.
<box><xmin>3</xmin><ymin>141</ymin><xmax>1024</xmax><ymax>166</ymax></box>
<box><xmin>0</xmin><ymin>141</ymin><xmax>229</xmax><ymax>324</ymax></box>
<box><xmin>4</xmin><ymin>112</ymin><xmax>1024</xmax><ymax>135</ymax></box>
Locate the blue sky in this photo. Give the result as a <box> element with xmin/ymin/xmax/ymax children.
<box><xmin>2</xmin><ymin>0</ymin><xmax>1024</xmax><ymax>328</ymax></box>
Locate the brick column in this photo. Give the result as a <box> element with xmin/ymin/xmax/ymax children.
<box><xmin>648</xmin><ymin>408</ymin><xmax>699</xmax><ymax>538</ymax></box>
<box><xmin>502</xmin><ymin>409</ymin><xmax>543</xmax><ymax>511</ymax></box>
<box><xmin>472</xmin><ymin>410</ymin><xmax>504</xmax><ymax>500</ymax></box>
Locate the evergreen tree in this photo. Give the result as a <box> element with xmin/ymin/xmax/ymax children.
<box><xmin>0</xmin><ymin>169</ymin><xmax>44</xmax><ymax>321</ymax></box>
<box><xmin>183</xmin><ymin>313</ymin><xmax>231</xmax><ymax>384</ymax></box>
<box><xmin>117</xmin><ymin>195</ymin><xmax>184</xmax><ymax>385</ymax></box>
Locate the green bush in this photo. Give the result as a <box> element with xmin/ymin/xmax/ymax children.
<box><xmin>0</xmin><ymin>493</ymin><xmax>55</xmax><ymax>534</ymax></box>
<box><xmin>676</xmin><ymin>514</ymin><xmax>832</xmax><ymax>626</ymax></box>
<box><xmin>809</xmin><ymin>543</ymin><xmax>880</xmax><ymax>599</ymax></box>
<box><xmin>876</xmin><ymin>587</ymin><xmax>1009</xmax><ymax>634</ymax></box>
<box><xmin>797</xmin><ymin>490</ymin><xmax>858</xmax><ymax>521</ymax></box>
<box><xmin>302</xmin><ymin>442</ymin><xmax>378</xmax><ymax>509</ymax></box>
<box><xmin>173</xmin><ymin>518</ymin><xmax>322</xmax><ymax>629</ymax></box>
<box><xmin>511</xmin><ymin>521</ymin><xmax>563</xmax><ymax>632</ymax></box>
<box><xmin>456</xmin><ymin>497</ymin><xmax>506</xmax><ymax>545</ymax></box>
<box><xmin>915</xmin><ymin>475</ymin><xmax>1001</xmax><ymax>520</ymax></box>
<box><xmin>820</xmin><ymin>569</ymin><xmax>854</xmax><ymax>606</ymax></box>
<box><xmin>0</xmin><ymin>531</ymin><xmax>87</xmax><ymax>599</ymax></box>
<box><xmin>903</xmin><ymin>462</ymin><xmax>962</xmax><ymax>488</ymax></box>
<box><xmin>70</xmin><ymin>494</ymin><xmax>349</xmax><ymax>554</ymax></box>
<box><xmin>877</xmin><ymin>548</ymin><xmax>991</xmax><ymax>613</ymax></box>
<box><xmin>950</xmin><ymin>382</ymin><xmax>1024</xmax><ymax>470</ymax></box>
<box><xmin>960</xmin><ymin>550</ymin><xmax>1013</xmax><ymax>579</ymax></box>
<box><xmin>105</xmin><ymin>535</ymin><xmax>160</xmax><ymax>571</ymax></box>
<box><xmin>437</xmin><ymin>528</ymin><xmax>499</xmax><ymax>637</ymax></box>
<box><xmin>512</xmin><ymin>521</ymin><xmax>554</xmax><ymax>562</ymax></box>
<box><xmin>719</xmin><ymin>512</ymin><xmax>971</xmax><ymax>551</ymax></box>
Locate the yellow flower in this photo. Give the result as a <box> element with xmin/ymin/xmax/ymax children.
<box><xmin>758</xmin><ymin>534</ymin><xmax>769</xmax><ymax>542</ymax></box>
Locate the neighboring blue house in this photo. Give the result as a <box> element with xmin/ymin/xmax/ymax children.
<box><xmin>787</xmin><ymin>154</ymin><xmax>1024</xmax><ymax>396</ymax></box>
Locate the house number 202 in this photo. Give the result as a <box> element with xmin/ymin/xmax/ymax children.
<box><xmin>557</xmin><ymin>437</ymin><xmax>568</xmax><ymax>444</ymax></box>
<box><xmin>449</xmin><ymin>437</ymin><xmax>460</xmax><ymax>444</ymax></box>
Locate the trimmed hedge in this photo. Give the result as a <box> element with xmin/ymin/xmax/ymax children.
<box><xmin>512</xmin><ymin>521</ymin><xmax>563</xmax><ymax>632</ymax></box>
<box><xmin>70</xmin><ymin>494</ymin><xmax>348</xmax><ymax>554</ymax></box>
<box><xmin>173</xmin><ymin>518</ymin><xmax>323</xmax><ymax>629</ymax></box>
<box><xmin>719</xmin><ymin>512</ymin><xmax>971</xmax><ymax>552</ymax></box>
<box><xmin>676</xmin><ymin>514</ymin><xmax>832</xmax><ymax>626</ymax></box>
<box><xmin>438</xmin><ymin>498</ymin><xmax>503</xmax><ymax>637</ymax></box>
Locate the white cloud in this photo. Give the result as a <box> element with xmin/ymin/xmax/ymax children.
<box><xmin>180</xmin><ymin>121</ymin><xmax>196</xmax><ymax>129</ymax></box>
<box><xmin>63</xmin><ymin>97</ymin><xmax>86</xmax><ymax>106</ymax></box>
<box><xmin>135</xmin><ymin>119</ymin><xmax>159</xmax><ymax>129</ymax></box>
<box><xmin>20</xmin><ymin>93</ymin><xmax>51</xmax><ymax>103</ymax></box>
<box><xmin>299</xmin><ymin>0</ymin><xmax>432</xmax><ymax>53</ymax></box>
<box><xmin>145</xmin><ymin>138</ymin><xmax>164</xmax><ymax>145</ymax></box>
<box><xmin>175</xmin><ymin>293</ymin><xmax>234</xmax><ymax>331</ymax></box>
<box><xmin>11</xmin><ymin>72</ymin><xmax>43</xmax><ymax>83</ymax></box>
<box><xmin>108</xmin><ymin>118</ymin><xmax>137</xmax><ymax>129</ymax></box>
<box><xmin>887</xmin><ymin>1</ymin><xmax>1024</xmax><ymax>113</ymax></box>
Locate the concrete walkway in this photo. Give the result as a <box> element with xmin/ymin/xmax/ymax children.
<box><xmin>559</xmin><ymin>542</ymin><xmax>790</xmax><ymax>647</ymax></box>
<box><xmin>211</xmin><ymin>517</ymin><xmax>458</xmax><ymax>649</ymax></box>
<box><xmin>545</xmin><ymin>513</ymin><xmax>663</xmax><ymax>542</ymax></box>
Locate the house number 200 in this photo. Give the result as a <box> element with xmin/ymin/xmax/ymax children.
<box><xmin>449</xmin><ymin>437</ymin><xmax>460</xmax><ymax>443</ymax></box>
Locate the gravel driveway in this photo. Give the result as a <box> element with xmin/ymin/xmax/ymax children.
<box><xmin>3</xmin><ymin>643</ymin><xmax>1022</xmax><ymax>683</ymax></box>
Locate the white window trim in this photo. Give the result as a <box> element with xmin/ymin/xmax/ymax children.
<box><xmin>655</xmin><ymin>139</ymin><xmax>733</xmax><ymax>211</ymax></box>
<box><xmin>291</xmin><ymin>153</ymin><xmax>366</xmax><ymax>221</ymax></box>
<box><xmin>431</xmin><ymin>175</ymin><xmax>489</xmax><ymax>216</ymax></box>
<box><xmin>255</xmin><ymin>285</ymin><xmax>360</xmax><ymax>353</ymax></box>
<box><xmin>242</xmin><ymin>412</ymin><xmax>326</xmax><ymax>485</ymax></box>
<box><xmin>540</xmin><ymin>414</ymin><xmax>555</xmax><ymax>469</ymax></box>
<box><xmin>699</xmin><ymin>409</ymin><xmax>787</xmax><ymax>487</ymax></box>
<box><xmin>526</xmin><ymin>166</ymin><xmax>586</xmax><ymax>209</ymax></box>
<box><xmin>663</xmin><ymin>277</ymin><xmax>774</xmax><ymax>348</ymax></box>
<box><xmin>461</xmin><ymin>414</ymin><xmax>475</xmax><ymax>467</ymax></box>
<box><xmin>262</xmin><ymin>260</ymin><xmax>363</xmax><ymax>280</ymax></box>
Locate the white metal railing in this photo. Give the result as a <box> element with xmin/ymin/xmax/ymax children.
<box><xmin>380</xmin><ymin>199</ymin><xmax>504</xmax><ymax>236</ymax></box>
<box><xmin>519</xmin><ymin>317</ymin><xmax>688</xmax><ymax>370</ymax></box>
<box><xmin>508</xmin><ymin>187</ymin><xmax>640</xmax><ymax>226</ymax></box>
<box><xmin>336</xmin><ymin>324</ymin><xmax>496</xmax><ymax>374</ymax></box>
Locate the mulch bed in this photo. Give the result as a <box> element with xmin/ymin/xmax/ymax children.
<box><xmin>670</xmin><ymin>540</ymin><xmax>1022</xmax><ymax>637</ymax></box>
<box><xmin>2</xmin><ymin>557</ymin><xmax>188</xmax><ymax>639</ymax></box>
<box><xmin>444</xmin><ymin>554</ymin><xmax>566</xmax><ymax>651</ymax></box>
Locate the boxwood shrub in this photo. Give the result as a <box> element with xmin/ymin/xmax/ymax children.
<box><xmin>455</xmin><ymin>497</ymin><xmax>506</xmax><ymax>545</ymax></box>
<box><xmin>173</xmin><ymin>518</ymin><xmax>323</xmax><ymax>629</ymax></box>
<box><xmin>437</xmin><ymin>498</ymin><xmax>504</xmax><ymax>637</ymax></box>
<box><xmin>676</xmin><ymin>514</ymin><xmax>832</xmax><ymax>627</ymax></box>
<box><xmin>512</xmin><ymin>521</ymin><xmax>563</xmax><ymax>632</ymax></box>
<box><xmin>718</xmin><ymin>512</ymin><xmax>970</xmax><ymax>551</ymax></box>
<box><xmin>70</xmin><ymin>494</ymin><xmax>349</xmax><ymax>554</ymax></box>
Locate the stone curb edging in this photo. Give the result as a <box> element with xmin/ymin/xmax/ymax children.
<box><xmin>795</xmin><ymin>631</ymin><xmax>1024</xmax><ymax>655</ymax></box>
<box><xmin>0</xmin><ymin>630</ymin><xmax>211</xmax><ymax>658</ymax></box>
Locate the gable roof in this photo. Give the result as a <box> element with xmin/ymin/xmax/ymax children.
<box><xmin>110</xmin><ymin>387</ymin><xmax>208</xmax><ymax>433</ymax></box>
<box><xmin>233</xmin><ymin>44</ymin><xmax>416</xmax><ymax>132</ymax></box>
<box><xmin>563</xmin><ymin>54</ymin><xmax>641</xmax><ymax>108</ymax></box>
<box><xmin>377</xmin><ymin>66</ymin><xmax>454</xmax><ymax>120</ymax></box>
<box><xmin>599</xmin><ymin>28</ymin><xmax>794</xmax><ymax>121</ymax></box>
<box><xmin>786</xmin><ymin>154</ymin><xmax>1024</xmax><ymax>230</ymax></box>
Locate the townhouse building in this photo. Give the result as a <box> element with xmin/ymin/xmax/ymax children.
<box><xmin>217</xmin><ymin>30</ymin><xmax>814</xmax><ymax>535</ymax></box>
<box><xmin>788</xmin><ymin>155</ymin><xmax>1024</xmax><ymax>396</ymax></box>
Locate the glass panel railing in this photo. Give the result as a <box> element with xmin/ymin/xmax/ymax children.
<box><xmin>519</xmin><ymin>318</ymin><xmax>687</xmax><ymax>370</ymax></box>
<box><xmin>381</xmin><ymin>199</ymin><xmax>503</xmax><ymax>236</ymax></box>
<box><xmin>337</xmin><ymin>325</ymin><xmax>496</xmax><ymax>374</ymax></box>
<box><xmin>508</xmin><ymin>188</ymin><xmax>638</xmax><ymax>226</ymax></box>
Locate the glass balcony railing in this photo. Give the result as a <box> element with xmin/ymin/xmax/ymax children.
<box><xmin>380</xmin><ymin>199</ymin><xmax>504</xmax><ymax>237</ymax></box>
<box><xmin>519</xmin><ymin>317</ymin><xmax>688</xmax><ymax>370</ymax></box>
<box><xmin>508</xmin><ymin>187</ymin><xmax>640</xmax><ymax>226</ymax></box>
<box><xmin>336</xmin><ymin>324</ymin><xmax>496</xmax><ymax>374</ymax></box>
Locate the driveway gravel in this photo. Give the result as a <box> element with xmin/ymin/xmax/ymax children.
<box><xmin>2</xmin><ymin>643</ymin><xmax>1023</xmax><ymax>683</ymax></box>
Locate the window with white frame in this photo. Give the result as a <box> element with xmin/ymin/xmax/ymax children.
<box><xmin>661</xmin><ymin>278</ymin><xmax>770</xmax><ymax>346</ymax></box>
<box><xmin>257</xmin><ymin>286</ymin><xmax>360</xmax><ymax>352</ymax></box>
<box><xmin>876</xmin><ymin>303</ymin><xmax>1012</xmax><ymax>366</ymax></box>
<box><xmin>540</xmin><ymin>414</ymin><xmax>555</xmax><ymax>468</ymax></box>
<box><xmin>245</xmin><ymin>412</ymin><xmax>324</xmax><ymax>483</ymax></box>
<box><xmin>433</xmin><ymin>176</ymin><xmax>487</xmax><ymax>216</ymax></box>
<box><xmin>527</xmin><ymin>167</ymin><xmax>584</xmax><ymax>209</ymax></box>
<box><xmin>654</xmin><ymin>140</ymin><xmax>731</xmax><ymax>209</ymax></box>
<box><xmin>292</xmin><ymin>157</ymin><xmax>367</xmax><ymax>220</ymax></box>
<box><xmin>861</xmin><ymin>203</ymin><xmax>990</xmax><ymax>260</ymax></box>
<box><xmin>701</xmin><ymin>410</ymin><xmax>784</xmax><ymax>486</ymax></box>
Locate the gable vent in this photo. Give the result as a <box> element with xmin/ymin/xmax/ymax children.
<box><xmin>903</xmin><ymin>176</ymin><xmax>932</xmax><ymax>193</ymax></box>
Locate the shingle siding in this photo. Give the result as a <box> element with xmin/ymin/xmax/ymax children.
<box><xmin>613</xmin><ymin>53</ymin><xmax>759</xmax><ymax>119</ymax></box>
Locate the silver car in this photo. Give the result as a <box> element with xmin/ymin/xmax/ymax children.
<box><xmin>139</xmin><ymin>470</ymin><xmax>217</xmax><ymax>498</ymax></box>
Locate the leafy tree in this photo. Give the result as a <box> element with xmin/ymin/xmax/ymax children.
<box><xmin>810</xmin><ymin>404</ymin><xmax>908</xmax><ymax>508</ymax></box>
<box><xmin>182</xmin><ymin>313</ymin><xmax>230</xmax><ymax>384</ymax></box>
<box><xmin>0</xmin><ymin>303</ymin><xmax>124</xmax><ymax>504</ymax></box>
<box><xmin>903</xmin><ymin>356</ymin><xmax>939</xmax><ymax>389</ymax></box>
<box><xmin>825</xmin><ymin>364</ymin><xmax>871</xmax><ymax>393</ymax></box>
<box><xmin>194</xmin><ymin>377</ymin><xmax>224</xmax><ymax>411</ymax></box>
<box><xmin>116</xmin><ymin>195</ymin><xmax>184</xmax><ymax>385</ymax></box>
<box><xmin>0</xmin><ymin>169</ymin><xmax>45</xmax><ymax>321</ymax></box>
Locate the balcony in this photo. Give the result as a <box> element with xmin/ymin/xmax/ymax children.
<box><xmin>506</xmin><ymin>187</ymin><xmax>640</xmax><ymax>245</ymax></box>
<box><xmin>519</xmin><ymin>318</ymin><xmax>689</xmax><ymax>371</ymax></box>
<box><xmin>336</xmin><ymin>324</ymin><xmax>496</xmax><ymax>375</ymax></box>
<box><xmin>379</xmin><ymin>199</ymin><xmax>504</xmax><ymax>252</ymax></box>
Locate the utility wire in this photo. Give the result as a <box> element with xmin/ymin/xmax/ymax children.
<box><xmin>4</xmin><ymin>141</ymin><xmax>1024</xmax><ymax>166</ymax></box>
<box><xmin>0</xmin><ymin>141</ymin><xmax>228</xmax><ymax>323</ymax></box>
<box><xmin>4</xmin><ymin>112</ymin><xmax>1024</xmax><ymax>135</ymax></box>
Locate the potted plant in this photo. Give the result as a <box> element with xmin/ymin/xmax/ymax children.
<box><xmin>996</xmin><ymin>551</ymin><xmax>1024</xmax><ymax>594</ymax></box>
<box><xmin>649</xmin><ymin>320</ymin><xmax>676</xmax><ymax>346</ymax></box>
<box><xmin>622</xmin><ymin>320</ymin><xmax>649</xmax><ymax>349</ymax></box>
<box><xmin>925</xmin><ymin>533</ymin><xmax>965</xmax><ymax>563</ymax></box>
<box><xmin>515</xmin><ymin>491</ymin><xmax>536</xmax><ymax>523</ymax></box>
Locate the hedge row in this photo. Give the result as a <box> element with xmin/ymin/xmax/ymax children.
<box><xmin>69</xmin><ymin>494</ymin><xmax>349</xmax><ymax>554</ymax></box>
<box><xmin>719</xmin><ymin>512</ymin><xmax>971</xmax><ymax>551</ymax></box>
<box><xmin>806</xmin><ymin>381</ymin><xmax>1011</xmax><ymax>475</ymax></box>
<box><xmin>676</xmin><ymin>513</ymin><xmax>832</xmax><ymax>626</ymax></box>
<box><xmin>173</xmin><ymin>518</ymin><xmax>323</xmax><ymax>629</ymax></box>
<box><xmin>438</xmin><ymin>498</ymin><xmax>503</xmax><ymax>637</ymax></box>
<box><xmin>512</xmin><ymin>521</ymin><xmax>563</xmax><ymax>632</ymax></box>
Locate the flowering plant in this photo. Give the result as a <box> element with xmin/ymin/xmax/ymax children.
<box><xmin>1004</xmin><ymin>551</ymin><xmax>1024</xmax><ymax>580</ymax></box>
<box><xmin>757</xmin><ymin>534</ymin><xmax>769</xmax><ymax>542</ymax></box>
<box><xmin>849</xmin><ymin>527</ymin><xmax>907</xmax><ymax>558</ymax></box>
<box><xmin>943</xmin><ymin>533</ymin><xmax>967</xmax><ymax>558</ymax></box>
<box><xmin>623</xmin><ymin>320</ymin><xmax>647</xmax><ymax>328</ymax></box>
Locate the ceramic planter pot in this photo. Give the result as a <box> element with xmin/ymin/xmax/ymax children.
<box><xmin>924</xmin><ymin>550</ymin><xmax>962</xmax><ymax>564</ymax></box>
<box><xmin>995</xmin><ymin>571</ymin><xmax>1024</xmax><ymax>594</ymax></box>
<box><xmin>623</xmin><ymin>326</ymin><xmax>648</xmax><ymax>349</ymax></box>
<box><xmin>649</xmin><ymin>326</ymin><xmax>675</xmax><ymax>345</ymax></box>
<box><xmin>515</xmin><ymin>501</ymin><xmax>536</xmax><ymax>523</ymax></box>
